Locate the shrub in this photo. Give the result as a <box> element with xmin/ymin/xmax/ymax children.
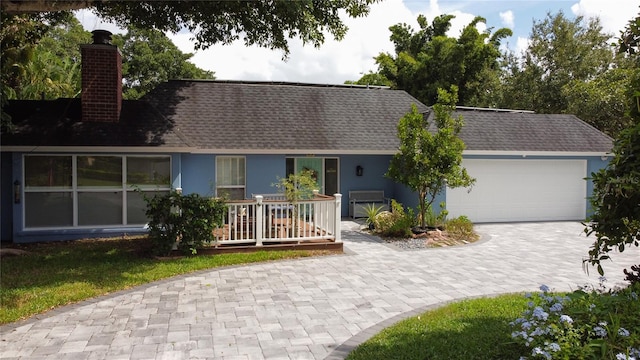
<box><xmin>363</xmin><ymin>203</ymin><xmax>385</xmax><ymax>229</ymax></box>
<box><xmin>376</xmin><ymin>199</ymin><xmax>415</xmax><ymax>237</ymax></box>
<box><xmin>144</xmin><ymin>190</ymin><xmax>227</xmax><ymax>256</ymax></box>
<box><xmin>445</xmin><ymin>215</ymin><xmax>478</xmax><ymax>240</ymax></box>
<box><xmin>511</xmin><ymin>281</ymin><xmax>640</xmax><ymax>359</ymax></box>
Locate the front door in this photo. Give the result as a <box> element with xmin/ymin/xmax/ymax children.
<box><xmin>286</xmin><ymin>157</ymin><xmax>339</xmax><ymax>195</ymax></box>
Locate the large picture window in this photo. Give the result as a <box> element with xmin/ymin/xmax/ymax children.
<box><xmin>216</xmin><ymin>156</ymin><xmax>245</xmax><ymax>200</ymax></box>
<box><xmin>23</xmin><ymin>155</ymin><xmax>171</xmax><ymax>229</ymax></box>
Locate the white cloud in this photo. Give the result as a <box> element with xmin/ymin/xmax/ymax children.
<box><xmin>169</xmin><ymin>0</ymin><xmax>418</xmax><ymax>84</ymax></box>
<box><xmin>74</xmin><ymin>0</ymin><xmax>522</xmax><ymax>84</ymax></box>
<box><xmin>516</xmin><ymin>37</ymin><xmax>530</xmax><ymax>57</ymax></box>
<box><xmin>500</xmin><ymin>10</ymin><xmax>515</xmax><ymax>29</ymax></box>
<box><xmin>570</xmin><ymin>0</ymin><xmax>638</xmax><ymax>35</ymax></box>
<box><xmin>74</xmin><ymin>9</ymin><xmax>124</xmax><ymax>34</ymax></box>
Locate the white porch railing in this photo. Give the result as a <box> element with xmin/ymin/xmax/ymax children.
<box><xmin>212</xmin><ymin>193</ymin><xmax>342</xmax><ymax>246</ymax></box>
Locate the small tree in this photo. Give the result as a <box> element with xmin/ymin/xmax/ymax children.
<box><xmin>585</xmin><ymin>122</ymin><xmax>640</xmax><ymax>275</ymax></box>
<box><xmin>386</xmin><ymin>86</ymin><xmax>475</xmax><ymax>229</ymax></box>
<box><xmin>273</xmin><ymin>170</ymin><xmax>318</xmax><ymax>204</ymax></box>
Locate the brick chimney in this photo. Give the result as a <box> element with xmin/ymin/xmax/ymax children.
<box><xmin>81</xmin><ymin>30</ymin><xmax>122</xmax><ymax>123</ymax></box>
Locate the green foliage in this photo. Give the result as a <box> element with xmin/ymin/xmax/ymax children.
<box><xmin>0</xmin><ymin>11</ymin><xmax>72</xmax><ymax>131</ymax></box>
<box><xmin>563</xmin><ymin>65</ymin><xmax>635</xmax><ymax>137</ymax></box>
<box><xmin>112</xmin><ymin>27</ymin><xmax>215</xmax><ymax>100</ymax></box>
<box><xmin>347</xmin><ymin>294</ymin><xmax>529</xmax><ymax>360</ymax></box>
<box><xmin>386</xmin><ymin>86</ymin><xmax>474</xmax><ymax>229</ymax></box>
<box><xmin>2</xmin><ymin>1</ymin><xmax>378</xmax><ymax>55</ymax></box>
<box><xmin>344</xmin><ymin>71</ymin><xmax>392</xmax><ymax>87</ymax></box>
<box><xmin>273</xmin><ymin>170</ymin><xmax>318</xmax><ymax>204</ymax></box>
<box><xmin>585</xmin><ymin>123</ymin><xmax>640</xmax><ymax>275</ymax></box>
<box><xmin>619</xmin><ymin>8</ymin><xmax>640</xmax><ymax>57</ymax></box>
<box><xmin>373</xmin><ymin>14</ymin><xmax>511</xmax><ymax>106</ymax></box>
<box><xmin>363</xmin><ymin>203</ymin><xmax>385</xmax><ymax>228</ymax></box>
<box><xmin>511</xmin><ymin>283</ymin><xmax>640</xmax><ymax>359</ymax></box>
<box><xmin>375</xmin><ymin>200</ymin><xmax>415</xmax><ymax>238</ymax></box>
<box><xmin>500</xmin><ymin>11</ymin><xmax>614</xmax><ymax>114</ymax></box>
<box><xmin>2</xmin><ymin>17</ymin><xmax>215</xmax><ymax>103</ymax></box>
<box><xmin>144</xmin><ymin>190</ymin><xmax>226</xmax><ymax>256</ymax></box>
<box><xmin>445</xmin><ymin>215</ymin><xmax>478</xmax><ymax>241</ymax></box>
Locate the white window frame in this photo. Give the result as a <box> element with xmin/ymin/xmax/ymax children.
<box><xmin>215</xmin><ymin>156</ymin><xmax>246</xmax><ymax>199</ymax></box>
<box><xmin>22</xmin><ymin>154</ymin><xmax>172</xmax><ymax>230</ymax></box>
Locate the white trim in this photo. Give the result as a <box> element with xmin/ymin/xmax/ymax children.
<box><xmin>192</xmin><ymin>149</ymin><xmax>397</xmax><ymax>155</ymax></box>
<box><xmin>3</xmin><ymin>146</ymin><xmax>195</xmax><ymax>153</ymax></box>
<box><xmin>21</xmin><ymin>154</ymin><xmax>172</xmax><ymax>230</ymax></box>
<box><xmin>4</xmin><ymin>146</ymin><xmax>611</xmax><ymax>157</ymax></box>
<box><xmin>462</xmin><ymin>150</ymin><xmax>611</xmax><ymax>157</ymax></box>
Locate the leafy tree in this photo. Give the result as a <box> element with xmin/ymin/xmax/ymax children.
<box><xmin>584</xmin><ymin>12</ymin><xmax>640</xmax><ymax>275</ymax></box>
<box><xmin>112</xmin><ymin>27</ymin><xmax>214</xmax><ymax>99</ymax></box>
<box><xmin>369</xmin><ymin>14</ymin><xmax>511</xmax><ymax>106</ymax></box>
<box><xmin>344</xmin><ymin>72</ymin><xmax>392</xmax><ymax>87</ymax></box>
<box><xmin>585</xmin><ymin>123</ymin><xmax>640</xmax><ymax>275</ymax></box>
<box><xmin>4</xmin><ymin>17</ymin><xmax>215</xmax><ymax>101</ymax></box>
<box><xmin>500</xmin><ymin>11</ymin><xmax>614</xmax><ymax>114</ymax></box>
<box><xmin>563</xmin><ymin>65</ymin><xmax>635</xmax><ymax>137</ymax></box>
<box><xmin>1</xmin><ymin>11</ymin><xmax>70</xmax><ymax>131</ymax></box>
<box><xmin>386</xmin><ymin>86</ymin><xmax>475</xmax><ymax>229</ymax></box>
<box><xmin>2</xmin><ymin>0</ymin><xmax>378</xmax><ymax>54</ymax></box>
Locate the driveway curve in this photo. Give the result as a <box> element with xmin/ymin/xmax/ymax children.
<box><xmin>1</xmin><ymin>221</ymin><xmax>638</xmax><ymax>360</ymax></box>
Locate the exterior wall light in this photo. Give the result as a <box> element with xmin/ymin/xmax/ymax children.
<box><xmin>14</xmin><ymin>180</ymin><xmax>21</xmax><ymax>204</ymax></box>
<box><xmin>356</xmin><ymin>166</ymin><xmax>363</xmax><ymax>177</ymax></box>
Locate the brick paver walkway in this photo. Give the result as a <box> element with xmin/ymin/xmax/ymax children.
<box><xmin>1</xmin><ymin>221</ymin><xmax>638</xmax><ymax>360</ymax></box>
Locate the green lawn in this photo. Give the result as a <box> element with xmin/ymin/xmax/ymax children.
<box><xmin>346</xmin><ymin>294</ymin><xmax>530</xmax><ymax>360</ymax></box>
<box><xmin>0</xmin><ymin>236</ymin><xmax>333</xmax><ymax>324</ymax></box>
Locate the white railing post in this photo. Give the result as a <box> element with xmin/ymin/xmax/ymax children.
<box><xmin>334</xmin><ymin>193</ymin><xmax>342</xmax><ymax>243</ymax></box>
<box><xmin>255</xmin><ymin>195</ymin><xmax>263</xmax><ymax>246</ymax></box>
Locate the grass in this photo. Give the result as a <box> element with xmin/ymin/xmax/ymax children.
<box><xmin>0</xmin><ymin>236</ymin><xmax>335</xmax><ymax>324</ymax></box>
<box><xmin>346</xmin><ymin>294</ymin><xmax>530</xmax><ymax>360</ymax></box>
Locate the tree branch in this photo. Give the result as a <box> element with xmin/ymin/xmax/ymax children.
<box><xmin>2</xmin><ymin>0</ymin><xmax>96</xmax><ymax>14</ymax></box>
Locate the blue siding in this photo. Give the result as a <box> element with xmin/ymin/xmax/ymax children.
<box><xmin>2</xmin><ymin>150</ymin><xmax>610</xmax><ymax>242</ymax></box>
<box><xmin>180</xmin><ymin>154</ymin><xmax>215</xmax><ymax>195</ymax></box>
<box><xmin>586</xmin><ymin>156</ymin><xmax>609</xmax><ymax>217</ymax></box>
<box><xmin>247</xmin><ymin>155</ymin><xmax>286</xmax><ymax>196</ymax></box>
<box><xmin>339</xmin><ymin>155</ymin><xmax>397</xmax><ymax>215</ymax></box>
<box><xmin>1</xmin><ymin>152</ymin><xmax>14</xmax><ymax>241</ymax></box>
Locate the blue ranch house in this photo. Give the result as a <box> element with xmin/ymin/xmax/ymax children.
<box><xmin>0</xmin><ymin>31</ymin><xmax>613</xmax><ymax>243</ymax></box>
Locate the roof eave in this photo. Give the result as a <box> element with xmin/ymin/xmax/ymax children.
<box><xmin>0</xmin><ymin>146</ymin><xmax>197</xmax><ymax>153</ymax></box>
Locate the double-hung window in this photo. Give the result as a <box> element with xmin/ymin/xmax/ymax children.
<box><xmin>23</xmin><ymin>155</ymin><xmax>171</xmax><ymax>228</ymax></box>
<box><xmin>216</xmin><ymin>156</ymin><xmax>245</xmax><ymax>200</ymax></box>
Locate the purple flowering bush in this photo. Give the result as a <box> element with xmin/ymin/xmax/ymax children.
<box><xmin>511</xmin><ymin>281</ymin><xmax>640</xmax><ymax>359</ymax></box>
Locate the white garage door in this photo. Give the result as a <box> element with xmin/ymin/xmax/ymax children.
<box><xmin>446</xmin><ymin>159</ymin><xmax>587</xmax><ymax>222</ymax></box>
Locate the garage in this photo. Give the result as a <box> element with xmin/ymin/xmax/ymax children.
<box><xmin>446</xmin><ymin>159</ymin><xmax>587</xmax><ymax>223</ymax></box>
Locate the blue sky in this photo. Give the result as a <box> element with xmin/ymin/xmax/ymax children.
<box><xmin>77</xmin><ymin>0</ymin><xmax>638</xmax><ymax>84</ymax></box>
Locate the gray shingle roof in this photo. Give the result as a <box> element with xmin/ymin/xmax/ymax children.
<box><xmin>1</xmin><ymin>99</ymin><xmax>191</xmax><ymax>148</ymax></box>
<box><xmin>450</xmin><ymin>110</ymin><xmax>613</xmax><ymax>153</ymax></box>
<box><xmin>143</xmin><ymin>80</ymin><xmax>427</xmax><ymax>152</ymax></box>
<box><xmin>2</xmin><ymin>80</ymin><xmax>612</xmax><ymax>154</ymax></box>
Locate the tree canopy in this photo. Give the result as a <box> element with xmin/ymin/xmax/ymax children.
<box><xmin>1</xmin><ymin>0</ymin><xmax>378</xmax><ymax>54</ymax></box>
<box><xmin>361</xmin><ymin>14</ymin><xmax>511</xmax><ymax>106</ymax></box>
<box><xmin>2</xmin><ymin>16</ymin><xmax>214</xmax><ymax>101</ymax></box>
<box><xmin>500</xmin><ymin>11</ymin><xmax>614</xmax><ymax>114</ymax></box>
<box><xmin>113</xmin><ymin>27</ymin><xmax>214</xmax><ymax>99</ymax></box>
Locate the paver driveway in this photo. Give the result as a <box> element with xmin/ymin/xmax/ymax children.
<box><xmin>1</xmin><ymin>221</ymin><xmax>638</xmax><ymax>360</ymax></box>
